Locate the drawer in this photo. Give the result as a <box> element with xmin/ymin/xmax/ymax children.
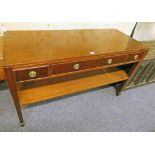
<box><xmin>99</xmin><ymin>54</ymin><xmax>128</xmax><ymax>66</ymax></box>
<box><xmin>14</xmin><ymin>66</ymin><xmax>49</xmax><ymax>82</ymax></box>
<box><xmin>52</xmin><ymin>59</ymin><xmax>100</xmax><ymax>75</ymax></box>
<box><xmin>127</xmin><ymin>52</ymin><xmax>145</xmax><ymax>61</ymax></box>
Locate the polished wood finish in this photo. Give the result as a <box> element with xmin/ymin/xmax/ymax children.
<box><xmin>52</xmin><ymin>58</ymin><xmax>100</xmax><ymax>75</ymax></box>
<box><xmin>14</xmin><ymin>65</ymin><xmax>49</xmax><ymax>82</ymax></box>
<box><xmin>116</xmin><ymin>52</ymin><xmax>148</xmax><ymax>95</ymax></box>
<box><xmin>127</xmin><ymin>52</ymin><xmax>146</xmax><ymax>61</ymax></box>
<box><xmin>3</xmin><ymin>29</ymin><xmax>148</xmax><ymax>66</ymax></box>
<box><xmin>2</xmin><ymin>29</ymin><xmax>149</xmax><ymax>126</ymax></box>
<box><xmin>18</xmin><ymin>68</ymin><xmax>129</xmax><ymax>105</ymax></box>
<box><xmin>0</xmin><ymin>37</ymin><xmax>5</xmax><ymax>80</ymax></box>
<box><xmin>0</xmin><ymin>61</ymin><xmax>5</xmax><ymax>80</ymax></box>
<box><xmin>100</xmin><ymin>54</ymin><xmax>128</xmax><ymax>66</ymax></box>
<box><xmin>0</xmin><ymin>37</ymin><xmax>3</xmax><ymax>59</ymax></box>
<box><xmin>52</xmin><ymin>54</ymin><xmax>128</xmax><ymax>75</ymax></box>
<box><xmin>3</xmin><ymin>67</ymin><xmax>24</xmax><ymax>126</ymax></box>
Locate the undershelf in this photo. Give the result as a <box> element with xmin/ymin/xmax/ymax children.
<box><xmin>17</xmin><ymin>68</ymin><xmax>129</xmax><ymax>105</ymax></box>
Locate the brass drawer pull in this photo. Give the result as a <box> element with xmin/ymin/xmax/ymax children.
<box><xmin>134</xmin><ymin>55</ymin><xmax>139</xmax><ymax>60</ymax></box>
<box><xmin>107</xmin><ymin>59</ymin><xmax>113</xmax><ymax>65</ymax></box>
<box><xmin>29</xmin><ymin>71</ymin><xmax>37</xmax><ymax>78</ymax></box>
<box><xmin>73</xmin><ymin>64</ymin><xmax>80</xmax><ymax>70</ymax></box>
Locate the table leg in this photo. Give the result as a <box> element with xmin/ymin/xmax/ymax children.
<box><xmin>4</xmin><ymin>67</ymin><xmax>24</xmax><ymax>127</ymax></box>
<box><xmin>116</xmin><ymin>61</ymin><xmax>143</xmax><ymax>95</ymax></box>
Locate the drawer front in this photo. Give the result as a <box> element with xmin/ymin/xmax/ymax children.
<box><xmin>52</xmin><ymin>59</ymin><xmax>100</xmax><ymax>75</ymax></box>
<box><xmin>127</xmin><ymin>52</ymin><xmax>145</xmax><ymax>61</ymax></box>
<box><xmin>14</xmin><ymin>66</ymin><xmax>49</xmax><ymax>82</ymax></box>
<box><xmin>99</xmin><ymin>55</ymin><xmax>127</xmax><ymax>66</ymax></box>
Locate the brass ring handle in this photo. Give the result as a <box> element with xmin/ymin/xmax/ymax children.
<box><xmin>29</xmin><ymin>71</ymin><xmax>37</xmax><ymax>78</ymax></box>
<box><xmin>73</xmin><ymin>64</ymin><xmax>80</xmax><ymax>70</ymax></box>
<box><xmin>107</xmin><ymin>59</ymin><xmax>113</xmax><ymax>65</ymax></box>
<box><xmin>134</xmin><ymin>55</ymin><xmax>139</xmax><ymax>60</ymax></box>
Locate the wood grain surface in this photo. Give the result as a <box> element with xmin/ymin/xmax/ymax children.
<box><xmin>3</xmin><ymin>29</ymin><xmax>148</xmax><ymax>66</ymax></box>
<box><xmin>0</xmin><ymin>37</ymin><xmax>5</xmax><ymax>80</ymax></box>
<box><xmin>2</xmin><ymin>29</ymin><xmax>149</xmax><ymax>126</ymax></box>
<box><xmin>18</xmin><ymin>68</ymin><xmax>129</xmax><ymax>105</ymax></box>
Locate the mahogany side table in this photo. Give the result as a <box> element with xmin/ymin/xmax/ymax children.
<box><xmin>2</xmin><ymin>29</ymin><xmax>149</xmax><ymax>126</ymax></box>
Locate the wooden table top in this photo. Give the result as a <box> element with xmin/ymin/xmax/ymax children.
<box><xmin>0</xmin><ymin>37</ymin><xmax>3</xmax><ymax>60</ymax></box>
<box><xmin>3</xmin><ymin>29</ymin><xmax>148</xmax><ymax>66</ymax></box>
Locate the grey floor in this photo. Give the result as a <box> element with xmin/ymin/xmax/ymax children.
<box><xmin>0</xmin><ymin>81</ymin><xmax>155</xmax><ymax>132</ymax></box>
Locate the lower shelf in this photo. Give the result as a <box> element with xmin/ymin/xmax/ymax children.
<box><xmin>18</xmin><ymin>68</ymin><xmax>129</xmax><ymax>105</ymax></box>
